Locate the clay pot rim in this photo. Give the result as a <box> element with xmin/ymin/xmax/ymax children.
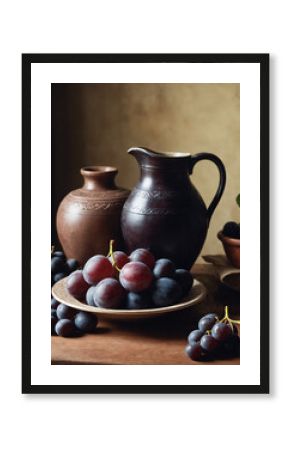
<box><xmin>81</xmin><ymin>166</ymin><xmax>117</xmax><ymax>175</ymax></box>
<box><xmin>217</xmin><ymin>231</ymin><xmax>240</xmax><ymax>247</ymax></box>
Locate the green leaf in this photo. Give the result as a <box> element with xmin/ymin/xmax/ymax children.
<box><xmin>236</xmin><ymin>194</ymin><xmax>240</xmax><ymax>207</ymax></box>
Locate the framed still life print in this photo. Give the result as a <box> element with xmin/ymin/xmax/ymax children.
<box><xmin>22</xmin><ymin>53</ymin><xmax>269</xmax><ymax>394</ymax></box>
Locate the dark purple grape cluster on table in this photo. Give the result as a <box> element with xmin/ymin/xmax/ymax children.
<box><xmin>51</xmin><ymin>249</ymin><xmax>79</xmax><ymax>286</ymax></box>
<box><xmin>65</xmin><ymin>246</ymin><xmax>194</xmax><ymax>310</ymax></box>
<box><xmin>51</xmin><ymin>300</ymin><xmax>98</xmax><ymax>337</ymax></box>
<box><xmin>51</xmin><ymin>249</ymin><xmax>98</xmax><ymax>337</ymax></box>
<box><xmin>185</xmin><ymin>312</ymin><xmax>240</xmax><ymax>362</ymax></box>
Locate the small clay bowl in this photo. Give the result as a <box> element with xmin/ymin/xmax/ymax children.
<box><xmin>217</xmin><ymin>231</ymin><xmax>240</xmax><ymax>269</ymax></box>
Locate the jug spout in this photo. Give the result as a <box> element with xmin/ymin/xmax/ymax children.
<box><xmin>128</xmin><ymin>146</ymin><xmax>159</xmax><ymax>160</ymax></box>
<box><xmin>128</xmin><ymin>147</ymin><xmax>191</xmax><ymax>158</ymax></box>
<box><xmin>128</xmin><ymin>146</ymin><xmax>192</xmax><ymax>168</ymax></box>
<box><xmin>128</xmin><ymin>147</ymin><xmax>162</xmax><ymax>170</ymax></box>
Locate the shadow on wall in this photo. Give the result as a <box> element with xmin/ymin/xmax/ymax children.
<box><xmin>52</xmin><ymin>84</ymin><xmax>87</xmax><ymax>244</ymax></box>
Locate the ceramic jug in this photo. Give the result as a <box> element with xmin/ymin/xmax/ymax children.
<box><xmin>121</xmin><ymin>147</ymin><xmax>226</xmax><ymax>269</ymax></box>
<box><xmin>56</xmin><ymin>166</ymin><xmax>130</xmax><ymax>265</ymax></box>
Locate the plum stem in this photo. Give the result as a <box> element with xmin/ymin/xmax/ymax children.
<box><xmin>108</xmin><ymin>240</ymin><xmax>121</xmax><ymax>273</ymax></box>
<box><xmin>229</xmin><ymin>318</ymin><xmax>241</xmax><ymax>324</ymax></box>
<box><xmin>220</xmin><ymin>305</ymin><xmax>240</xmax><ymax>325</ymax></box>
<box><xmin>108</xmin><ymin>239</ymin><xmax>114</xmax><ymax>257</ymax></box>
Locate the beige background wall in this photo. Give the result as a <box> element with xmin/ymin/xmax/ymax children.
<box><xmin>52</xmin><ymin>83</ymin><xmax>240</xmax><ymax>261</ymax></box>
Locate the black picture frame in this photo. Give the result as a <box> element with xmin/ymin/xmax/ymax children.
<box><xmin>22</xmin><ymin>53</ymin><xmax>269</xmax><ymax>394</ymax></box>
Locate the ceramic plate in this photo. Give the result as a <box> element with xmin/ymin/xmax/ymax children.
<box><xmin>51</xmin><ymin>278</ymin><xmax>206</xmax><ymax>321</ymax></box>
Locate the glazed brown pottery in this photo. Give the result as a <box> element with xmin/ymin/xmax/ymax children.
<box><xmin>121</xmin><ymin>147</ymin><xmax>226</xmax><ymax>269</ymax></box>
<box><xmin>57</xmin><ymin>166</ymin><xmax>130</xmax><ymax>266</ymax></box>
<box><xmin>217</xmin><ymin>231</ymin><xmax>240</xmax><ymax>269</ymax></box>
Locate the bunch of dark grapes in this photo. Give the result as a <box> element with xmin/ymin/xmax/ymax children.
<box><xmin>51</xmin><ymin>248</ymin><xmax>98</xmax><ymax>337</ymax></box>
<box><xmin>185</xmin><ymin>309</ymin><xmax>240</xmax><ymax>362</ymax></box>
<box><xmin>65</xmin><ymin>242</ymin><xmax>194</xmax><ymax>310</ymax></box>
<box><xmin>51</xmin><ymin>300</ymin><xmax>98</xmax><ymax>337</ymax></box>
<box><xmin>51</xmin><ymin>249</ymin><xmax>79</xmax><ymax>286</ymax></box>
<box><xmin>222</xmin><ymin>221</ymin><xmax>240</xmax><ymax>239</ymax></box>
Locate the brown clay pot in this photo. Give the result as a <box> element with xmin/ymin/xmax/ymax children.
<box><xmin>217</xmin><ymin>231</ymin><xmax>240</xmax><ymax>269</ymax></box>
<box><xmin>121</xmin><ymin>147</ymin><xmax>226</xmax><ymax>269</ymax></box>
<box><xmin>56</xmin><ymin>166</ymin><xmax>130</xmax><ymax>266</ymax></box>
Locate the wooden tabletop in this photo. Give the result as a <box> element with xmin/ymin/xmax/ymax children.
<box><xmin>51</xmin><ymin>263</ymin><xmax>240</xmax><ymax>365</ymax></box>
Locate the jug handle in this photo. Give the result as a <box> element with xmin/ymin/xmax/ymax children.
<box><xmin>190</xmin><ymin>153</ymin><xmax>226</xmax><ymax>221</ymax></box>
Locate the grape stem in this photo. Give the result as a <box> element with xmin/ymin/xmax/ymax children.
<box><xmin>220</xmin><ymin>305</ymin><xmax>240</xmax><ymax>326</ymax></box>
<box><xmin>51</xmin><ymin>245</ymin><xmax>55</xmax><ymax>255</ymax></box>
<box><xmin>107</xmin><ymin>239</ymin><xmax>121</xmax><ymax>273</ymax></box>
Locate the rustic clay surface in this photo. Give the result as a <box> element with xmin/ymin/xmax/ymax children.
<box><xmin>121</xmin><ymin>147</ymin><xmax>226</xmax><ymax>269</ymax></box>
<box><xmin>56</xmin><ymin>166</ymin><xmax>129</xmax><ymax>265</ymax></box>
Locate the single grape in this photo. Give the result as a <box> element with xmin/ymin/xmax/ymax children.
<box><xmin>152</xmin><ymin>277</ymin><xmax>182</xmax><ymax>307</ymax></box>
<box><xmin>109</xmin><ymin>251</ymin><xmax>130</xmax><ymax>270</ymax></box>
<box><xmin>51</xmin><ymin>316</ymin><xmax>58</xmax><ymax>335</ymax></box>
<box><xmin>223</xmin><ymin>334</ymin><xmax>240</xmax><ymax>357</ymax></box>
<box><xmin>66</xmin><ymin>258</ymin><xmax>79</xmax><ymax>272</ymax></box>
<box><xmin>51</xmin><ymin>256</ymin><xmax>65</xmax><ymax>275</ymax></box>
<box><xmin>119</xmin><ymin>261</ymin><xmax>153</xmax><ymax>292</ymax></box>
<box><xmin>211</xmin><ymin>322</ymin><xmax>233</xmax><ymax>341</ymax></box>
<box><xmin>174</xmin><ymin>269</ymin><xmax>193</xmax><ymax>296</ymax></box>
<box><xmin>53</xmin><ymin>272</ymin><xmax>67</xmax><ymax>283</ymax></box>
<box><xmin>232</xmin><ymin>324</ymin><xmax>239</xmax><ymax>335</ymax></box>
<box><xmin>200</xmin><ymin>334</ymin><xmax>219</xmax><ymax>352</ymax></box>
<box><xmin>198</xmin><ymin>315</ymin><xmax>218</xmax><ymax>333</ymax></box>
<box><xmin>129</xmin><ymin>248</ymin><xmax>155</xmax><ymax>269</ymax></box>
<box><xmin>216</xmin><ymin>334</ymin><xmax>240</xmax><ymax>359</ymax></box>
<box><xmin>185</xmin><ymin>342</ymin><xmax>204</xmax><ymax>361</ymax></box>
<box><xmin>52</xmin><ymin>251</ymin><xmax>65</xmax><ymax>260</ymax></box>
<box><xmin>126</xmin><ymin>291</ymin><xmax>152</xmax><ymax>309</ymax></box>
<box><xmin>222</xmin><ymin>221</ymin><xmax>240</xmax><ymax>239</ymax></box>
<box><xmin>93</xmin><ymin>278</ymin><xmax>126</xmax><ymax>308</ymax></box>
<box><xmin>51</xmin><ymin>297</ymin><xmax>59</xmax><ymax>309</ymax></box>
<box><xmin>66</xmin><ymin>270</ymin><xmax>90</xmax><ymax>300</ymax></box>
<box><xmin>55</xmin><ymin>319</ymin><xmax>77</xmax><ymax>337</ymax></box>
<box><xmin>74</xmin><ymin>311</ymin><xmax>98</xmax><ymax>333</ymax></box>
<box><xmin>86</xmin><ymin>285</ymin><xmax>96</xmax><ymax>306</ymax></box>
<box><xmin>56</xmin><ymin>303</ymin><xmax>76</xmax><ymax>320</ymax></box>
<box><xmin>109</xmin><ymin>251</ymin><xmax>130</xmax><ymax>278</ymax></box>
<box><xmin>188</xmin><ymin>329</ymin><xmax>204</xmax><ymax>345</ymax></box>
<box><xmin>83</xmin><ymin>255</ymin><xmax>114</xmax><ymax>285</ymax></box>
<box><xmin>204</xmin><ymin>313</ymin><xmax>219</xmax><ymax>320</ymax></box>
<box><xmin>153</xmin><ymin>258</ymin><xmax>175</xmax><ymax>278</ymax></box>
